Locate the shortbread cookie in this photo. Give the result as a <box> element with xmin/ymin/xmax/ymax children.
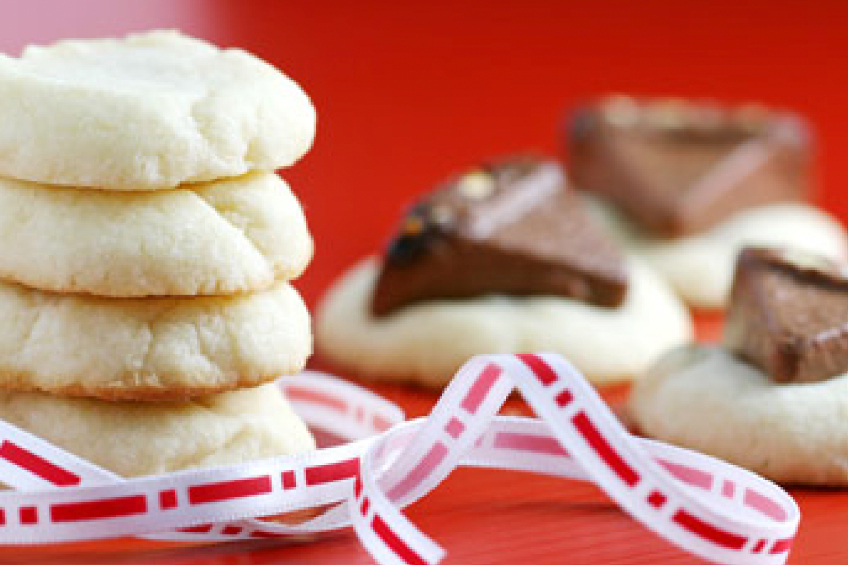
<box><xmin>630</xmin><ymin>346</ymin><xmax>848</xmax><ymax>485</ymax></box>
<box><xmin>0</xmin><ymin>172</ymin><xmax>312</xmax><ymax>296</ymax></box>
<box><xmin>0</xmin><ymin>383</ymin><xmax>315</xmax><ymax>478</ymax></box>
<box><xmin>586</xmin><ymin>199</ymin><xmax>848</xmax><ymax>308</ymax></box>
<box><xmin>0</xmin><ymin>30</ymin><xmax>315</xmax><ymax>188</ymax></box>
<box><xmin>0</xmin><ymin>279</ymin><xmax>311</xmax><ymax>400</ymax></box>
<box><xmin>316</xmin><ymin>257</ymin><xmax>692</xmax><ymax>386</ymax></box>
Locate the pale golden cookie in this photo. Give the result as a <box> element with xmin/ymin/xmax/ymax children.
<box><xmin>0</xmin><ymin>172</ymin><xmax>312</xmax><ymax>296</ymax></box>
<box><xmin>0</xmin><ymin>279</ymin><xmax>311</xmax><ymax>400</ymax></box>
<box><xmin>0</xmin><ymin>383</ymin><xmax>315</xmax><ymax>477</ymax></box>
<box><xmin>0</xmin><ymin>30</ymin><xmax>315</xmax><ymax>188</ymax></box>
<box><xmin>631</xmin><ymin>345</ymin><xmax>848</xmax><ymax>485</ymax></box>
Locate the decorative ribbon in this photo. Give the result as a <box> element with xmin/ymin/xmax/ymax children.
<box><xmin>0</xmin><ymin>353</ymin><xmax>798</xmax><ymax>565</ymax></box>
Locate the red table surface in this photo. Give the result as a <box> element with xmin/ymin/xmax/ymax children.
<box><xmin>2</xmin><ymin>1</ymin><xmax>848</xmax><ymax>563</ymax></box>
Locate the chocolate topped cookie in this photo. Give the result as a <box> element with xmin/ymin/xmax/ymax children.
<box><xmin>725</xmin><ymin>247</ymin><xmax>848</xmax><ymax>383</ymax></box>
<box><xmin>371</xmin><ymin>157</ymin><xmax>628</xmax><ymax>316</ymax></box>
<box><xmin>569</xmin><ymin>96</ymin><xmax>811</xmax><ymax>238</ymax></box>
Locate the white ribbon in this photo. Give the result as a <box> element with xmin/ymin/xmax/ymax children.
<box><xmin>0</xmin><ymin>354</ymin><xmax>798</xmax><ymax>564</ymax></box>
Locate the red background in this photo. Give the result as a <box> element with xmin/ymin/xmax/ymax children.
<box><xmin>2</xmin><ymin>2</ymin><xmax>848</xmax><ymax>564</ymax></box>
<box><xmin>3</xmin><ymin>0</ymin><xmax>848</xmax><ymax>306</ymax></box>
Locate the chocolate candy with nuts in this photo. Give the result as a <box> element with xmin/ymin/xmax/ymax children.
<box><xmin>371</xmin><ymin>157</ymin><xmax>628</xmax><ymax>316</ymax></box>
<box><xmin>724</xmin><ymin>247</ymin><xmax>848</xmax><ymax>383</ymax></box>
<box><xmin>568</xmin><ymin>95</ymin><xmax>811</xmax><ymax>238</ymax></box>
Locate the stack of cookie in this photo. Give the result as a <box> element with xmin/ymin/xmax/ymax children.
<box><xmin>0</xmin><ymin>31</ymin><xmax>318</xmax><ymax>477</ymax></box>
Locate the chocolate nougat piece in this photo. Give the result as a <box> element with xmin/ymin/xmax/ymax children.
<box><xmin>371</xmin><ymin>157</ymin><xmax>628</xmax><ymax>316</ymax></box>
<box><xmin>725</xmin><ymin>247</ymin><xmax>848</xmax><ymax>383</ymax></box>
<box><xmin>568</xmin><ymin>96</ymin><xmax>811</xmax><ymax>238</ymax></box>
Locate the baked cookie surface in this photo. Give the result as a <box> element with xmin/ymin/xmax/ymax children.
<box><xmin>0</xmin><ymin>172</ymin><xmax>312</xmax><ymax>296</ymax></box>
<box><xmin>630</xmin><ymin>345</ymin><xmax>848</xmax><ymax>485</ymax></box>
<box><xmin>0</xmin><ymin>279</ymin><xmax>311</xmax><ymax>400</ymax></box>
<box><xmin>586</xmin><ymin>197</ymin><xmax>848</xmax><ymax>308</ymax></box>
<box><xmin>0</xmin><ymin>383</ymin><xmax>315</xmax><ymax>478</ymax></box>
<box><xmin>0</xmin><ymin>30</ymin><xmax>315</xmax><ymax>188</ymax></box>
<box><xmin>316</xmin><ymin>256</ymin><xmax>692</xmax><ymax>386</ymax></box>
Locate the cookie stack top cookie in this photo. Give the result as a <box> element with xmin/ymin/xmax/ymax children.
<box><xmin>0</xmin><ymin>30</ymin><xmax>315</xmax><ymax>189</ymax></box>
<box><xmin>0</xmin><ymin>30</ymin><xmax>317</xmax><ymax>401</ymax></box>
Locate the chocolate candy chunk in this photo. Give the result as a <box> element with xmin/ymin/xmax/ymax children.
<box><xmin>568</xmin><ymin>96</ymin><xmax>811</xmax><ymax>238</ymax></box>
<box><xmin>371</xmin><ymin>157</ymin><xmax>628</xmax><ymax>317</ymax></box>
<box><xmin>724</xmin><ymin>247</ymin><xmax>848</xmax><ymax>383</ymax></box>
